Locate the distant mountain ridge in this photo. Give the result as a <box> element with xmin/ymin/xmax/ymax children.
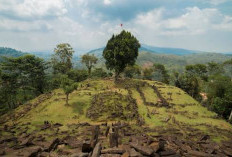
<box><xmin>87</xmin><ymin>44</ymin><xmax>232</xmax><ymax>56</ymax></box>
<box><xmin>141</xmin><ymin>44</ymin><xmax>200</xmax><ymax>55</ymax></box>
<box><xmin>86</xmin><ymin>45</ymin><xmax>232</xmax><ymax>72</ymax></box>
<box><xmin>87</xmin><ymin>44</ymin><xmax>204</xmax><ymax>56</ymax></box>
<box><xmin>0</xmin><ymin>47</ymin><xmax>27</xmax><ymax>58</ymax></box>
<box><xmin>1</xmin><ymin>46</ymin><xmax>232</xmax><ymax>71</ymax></box>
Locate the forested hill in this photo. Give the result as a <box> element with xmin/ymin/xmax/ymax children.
<box><xmin>137</xmin><ymin>51</ymin><xmax>232</xmax><ymax>71</ymax></box>
<box><xmin>88</xmin><ymin>47</ymin><xmax>232</xmax><ymax>71</ymax></box>
<box><xmin>0</xmin><ymin>47</ymin><xmax>27</xmax><ymax>58</ymax></box>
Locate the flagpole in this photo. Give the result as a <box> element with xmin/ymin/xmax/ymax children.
<box><xmin>120</xmin><ymin>23</ymin><xmax>123</xmax><ymax>31</ymax></box>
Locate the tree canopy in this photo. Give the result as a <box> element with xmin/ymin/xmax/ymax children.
<box><xmin>51</xmin><ymin>43</ymin><xmax>74</xmax><ymax>74</ymax></box>
<box><xmin>60</xmin><ymin>75</ymin><xmax>78</xmax><ymax>105</ymax></box>
<box><xmin>0</xmin><ymin>55</ymin><xmax>47</xmax><ymax>110</ymax></box>
<box><xmin>103</xmin><ymin>30</ymin><xmax>140</xmax><ymax>81</ymax></box>
<box><xmin>81</xmin><ymin>54</ymin><xmax>98</xmax><ymax>76</ymax></box>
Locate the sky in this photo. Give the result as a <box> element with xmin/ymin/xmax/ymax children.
<box><xmin>0</xmin><ymin>0</ymin><xmax>232</xmax><ymax>54</ymax></box>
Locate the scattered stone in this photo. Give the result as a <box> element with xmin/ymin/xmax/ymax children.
<box><xmin>149</xmin><ymin>141</ymin><xmax>160</xmax><ymax>152</ymax></box>
<box><xmin>223</xmin><ymin>148</ymin><xmax>232</xmax><ymax>156</ymax></box>
<box><xmin>105</xmin><ymin>126</ymin><xmax>110</xmax><ymax>137</ymax></box>
<box><xmin>17</xmin><ymin>146</ymin><xmax>42</xmax><ymax>157</ymax></box>
<box><xmin>71</xmin><ymin>152</ymin><xmax>89</xmax><ymax>157</ymax></box>
<box><xmin>1</xmin><ymin>136</ymin><xmax>17</xmax><ymax>143</ymax></box>
<box><xmin>91</xmin><ymin>125</ymin><xmax>100</xmax><ymax>148</ymax></box>
<box><xmin>101</xmin><ymin>148</ymin><xmax>125</xmax><ymax>154</ymax></box>
<box><xmin>163</xmin><ymin>117</ymin><xmax>171</xmax><ymax>122</ymax></box>
<box><xmin>159</xmin><ymin>149</ymin><xmax>176</xmax><ymax>156</ymax></box>
<box><xmin>53</xmin><ymin>123</ymin><xmax>63</xmax><ymax>128</ymax></box>
<box><xmin>137</xmin><ymin>117</ymin><xmax>145</xmax><ymax>126</ymax></box>
<box><xmin>41</xmin><ymin>122</ymin><xmax>51</xmax><ymax>130</ymax></box>
<box><xmin>121</xmin><ymin>152</ymin><xmax>129</xmax><ymax>157</ymax></box>
<box><xmin>44</xmin><ymin>138</ymin><xmax>60</xmax><ymax>152</ymax></box>
<box><xmin>20</xmin><ymin>136</ymin><xmax>34</xmax><ymax>146</ymax></box>
<box><xmin>4</xmin><ymin>125</ymin><xmax>8</xmax><ymax>131</ymax></box>
<box><xmin>101</xmin><ymin>154</ymin><xmax>121</xmax><ymax>157</ymax></box>
<box><xmin>187</xmin><ymin>150</ymin><xmax>211</xmax><ymax>157</ymax></box>
<box><xmin>82</xmin><ymin>141</ymin><xmax>92</xmax><ymax>153</ymax></box>
<box><xmin>129</xmin><ymin>148</ymin><xmax>143</xmax><ymax>157</ymax></box>
<box><xmin>39</xmin><ymin>152</ymin><xmax>50</xmax><ymax>157</ymax></box>
<box><xmin>64</xmin><ymin>136</ymin><xmax>82</xmax><ymax>148</ymax></box>
<box><xmin>91</xmin><ymin>142</ymin><xmax>101</xmax><ymax>157</ymax></box>
<box><xmin>0</xmin><ymin>150</ymin><xmax>6</xmax><ymax>156</ymax></box>
<box><xmin>130</xmin><ymin>142</ymin><xmax>153</xmax><ymax>156</ymax></box>
<box><xmin>109</xmin><ymin>132</ymin><xmax>118</xmax><ymax>148</ymax></box>
<box><xmin>200</xmin><ymin>135</ymin><xmax>210</xmax><ymax>141</ymax></box>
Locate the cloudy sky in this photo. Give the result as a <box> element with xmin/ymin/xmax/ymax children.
<box><xmin>0</xmin><ymin>0</ymin><xmax>232</xmax><ymax>53</ymax></box>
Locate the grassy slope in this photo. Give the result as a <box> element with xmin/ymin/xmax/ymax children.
<box><xmin>2</xmin><ymin>79</ymin><xmax>232</xmax><ymax>142</ymax></box>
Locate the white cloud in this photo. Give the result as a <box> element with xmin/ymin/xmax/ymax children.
<box><xmin>0</xmin><ymin>0</ymin><xmax>67</xmax><ymax>19</ymax></box>
<box><xmin>0</xmin><ymin>18</ymin><xmax>52</xmax><ymax>32</ymax></box>
<box><xmin>0</xmin><ymin>0</ymin><xmax>232</xmax><ymax>53</ymax></box>
<box><xmin>123</xmin><ymin>7</ymin><xmax>232</xmax><ymax>51</ymax></box>
<box><xmin>134</xmin><ymin>8</ymin><xmax>163</xmax><ymax>30</ymax></box>
<box><xmin>208</xmin><ymin>0</ymin><xmax>229</xmax><ymax>5</ymax></box>
<box><xmin>131</xmin><ymin>7</ymin><xmax>232</xmax><ymax>36</ymax></box>
<box><xmin>103</xmin><ymin>0</ymin><xmax>112</xmax><ymax>5</ymax></box>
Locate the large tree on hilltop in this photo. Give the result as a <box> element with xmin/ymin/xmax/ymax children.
<box><xmin>103</xmin><ymin>30</ymin><xmax>140</xmax><ymax>81</ymax></box>
<box><xmin>52</xmin><ymin>43</ymin><xmax>74</xmax><ymax>74</ymax></box>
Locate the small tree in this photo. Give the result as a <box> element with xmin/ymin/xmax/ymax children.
<box><xmin>153</xmin><ymin>63</ymin><xmax>169</xmax><ymax>84</ymax></box>
<box><xmin>186</xmin><ymin>64</ymin><xmax>208</xmax><ymax>81</ymax></box>
<box><xmin>124</xmin><ymin>65</ymin><xmax>141</xmax><ymax>78</ymax></box>
<box><xmin>91</xmin><ymin>68</ymin><xmax>108</xmax><ymax>78</ymax></box>
<box><xmin>143</xmin><ymin>68</ymin><xmax>153</xmax><ymax>80</ymax></box>
<box><xmin>103</xmin><ymin>30</ymin><xmax>140</xmax><ymax>82</ymax></box>
<box><xmin>81</xmin><ymin>54</ymin><xmax>98</xmax><ymax>76</ymax></box>
<box><xmin>60</xmin><ymin>75</ymin><xmax>78</xmax><ymax>105</ymax></box>
<box><xmin>175</xmin><ymin>73</ymin><xmax>200</xmax><ymax>99</ymax></box>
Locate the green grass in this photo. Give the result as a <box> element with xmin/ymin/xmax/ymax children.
<box><xmin>142</xmin><ymin>86</ymin><xmax>158</xmax><ymax>103</ymax></box>
<box><xmin>131</xmin><ymin>89</ymin><xmax>164</xmax><ymax>127</ymax></box>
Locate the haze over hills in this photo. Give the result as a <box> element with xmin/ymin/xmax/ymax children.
<box><xmin>1</xmin><ymin>46</ymin><xmax>232</xmax><ymax>71</ymax></box>
<box><xmin>0</xmin><ymin>47</ymin><xmax>28</xmax><ymax>58</ymax></box>
<box><xmin>86</xmin><ymin>45</ymin><xmax>232</xmax><ymax>71</ymax></box>
<box><xmin>1</xmin><ymin>44</ymin><xmax>232</xmax><ymax>58</ymax></box>
<box><xmin>87</xmin><ymin>44</ymin><xmax>232</xmax><ymax>56</ymax></box>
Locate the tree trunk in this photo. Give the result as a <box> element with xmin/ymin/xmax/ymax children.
<box><xmin>114</xmin><ymin>72</ymin><xmax>119</xmax><ymax>83</ymax></box>
<box><xmin>88</xmin><ymin>67</ymin><xmax>91</xmax><ymax>77</ymax></box>
<box><xmin>229</xmin><ymin>110</ymin><xmax>232</xmax><ymax>122</ymax></box>
<box><xmin>66</xmin><ymin>93</ymin><xmax>69</xmax><ymax>105</ymax></box>
<box><xmin>8</xmin><ymin>102</ymin><xmax>11</xmax><ymax>110</ymax></box>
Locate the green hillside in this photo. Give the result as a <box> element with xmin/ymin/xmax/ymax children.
<box><xmin>2</xmin><ymin>79</ymin><xmax>231</xmax><ymax>138</ymax></box>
